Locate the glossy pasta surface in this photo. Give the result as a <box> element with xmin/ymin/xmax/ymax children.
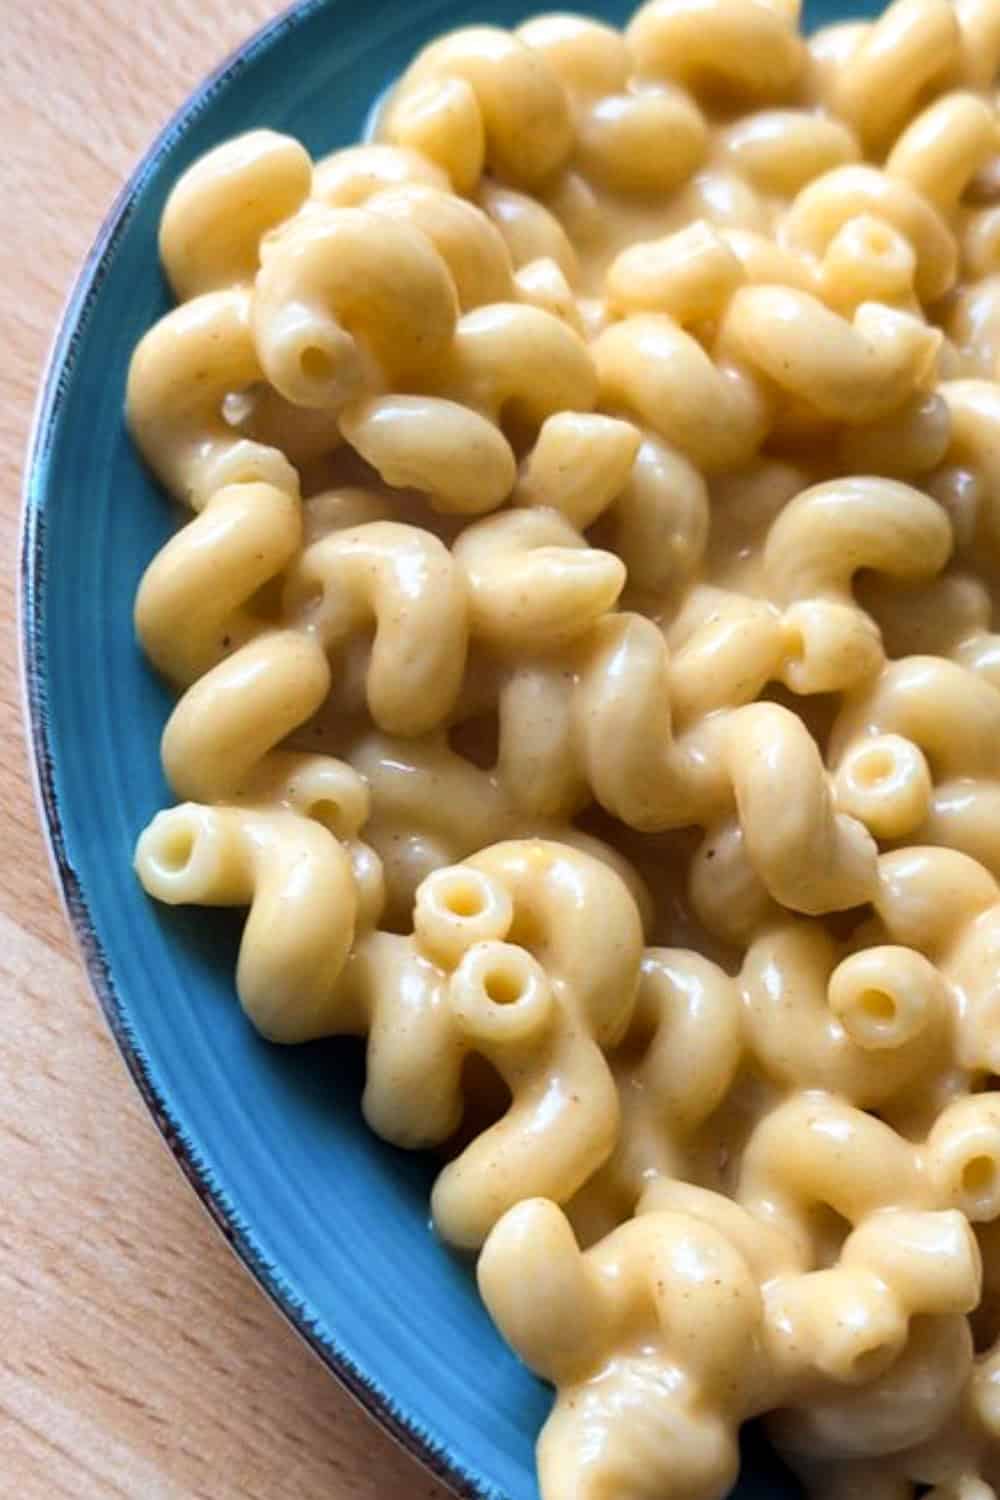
<box><xmin>128</xmin><ymin>3</ymin><xmax>1000</xmax><ymax>1496</ymax></box>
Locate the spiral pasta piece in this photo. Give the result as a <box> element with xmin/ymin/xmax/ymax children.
<box><xmin>430</xmin><ymin>839</ymin><xmax>644</xmax><ymax>1247</ymax></box>
<box><xmin>781</xmin><ymin>166</ymin><xmax>957</xmax><ymax>304</ymax></box>
<box><xmin>605</xmin><ymin>222</ymin><xmax>746</xmax><ymax>324</ymax></box>
<box><xmin>480</xmin><ymin>1201</ymin><xmax>759</xmax><ymax>1500</ymax></box>
<box><xmin>770</xmin><ymin>1314</ymin><xmax>975</xmax><ymax>1467</ymax></box>
<box><xmin>719</xmin><ymin>110</ymin><xmax>860</xmax><ymax>196</ymax></box>
<box><xmin>339</xmin><ymin>395</ymin><xmax>516</xmax><ymax>514</ymax></box>
<box><xmin>283</xmin><ymin>521</ymin><xmax>468</xmax><ymax>734</ymax></box>
<box><xmin>718</xmin><ymin>287</ymin><xmax>941</xmax><ymax>422</ymax></box>
<box><xmin>627</xmin><ymin>0</ymin><xmax>805</xmax><ymax>104</ymax></box>
<box><xmin>518</xmin><ymin>15</ymin><xmax>631</xmax><ymax>95</ymax></box>
<box><xmin>135</xmin><ymin>804</ymin><xmax>364</xmax><ymax>1041</ymax></box>
<box><xmin>454</xmin><ymin>509</ymin><xmax>625</xmax><ymax>650</ymax></box>
<box><xmin>390</xmin><ymin>27</ymin><xmax>575</xmax><ymax>186</ymax></box>
<box><xmin>570</xmin><ymin>949</ymin><xmax>744</xmax><ymax>1227</ymax></box>
<box><xmin>831</xmin><ymin>659</ymin><xmax>1000</xmax><ymax>873</ymax></box>
<box><xmin>738</xmin><ymin>1088</ymin><xmax>1000</xmax><ymax>1259</ymax></box>
<box><xmin>253</xmin><ymin>206</ymin><xmax>460</xmax><ymax>408</ymax></box>
<box><xmin>364</xmin><ymin>183</ymin><xmax>515</xmax><ymax>310</ymax></box>
<box><xmin>743</xmin><ymin>923</ymin><xmax>949</xmax><ymax>1104</ymax></box>
<box><xmin>511</xmin><ymin>411</ymin><xmax>641</xmax><ymax>530</ymax></box>
<box><xmin>126</xmin><ymin>288</ymin><xmax>298</xmax><ymax>506</ymax></box>
<box><xmin>134</xmin><ymin>482</ymin><xmax>302</xmax><ymax>686</ymax></box>
<box><xmin>576</xmin><ymin>87</ymin><xmax>708</xmax><ymax>196</ymax></box>
<box><xmin>377</xmin><ymin>80</ymin><xmax>486</xmax><ymax>195</ymax></box>
<box><xmin>886</xmin><ymin>94</ymin><xmax>997</xmax><ymax>214</ymax></box>
<box><xmin>593</xmin><ymin>314</ymin><xmax>770</xmax><ymax>471</ymax></box>
<box><xmin>763</xmin><ymin>477</ymin><xmax>950</xmax><ymax>688</ymax></box>
<box><xmin>830</xmin><ymin>0</ymin><xmax>960</xmax><ymax>152</ymax></box>
<box><xmin>159</xmin><ymin>130</ymin><xmax>312</xmax><ymax>301</ymax></box>
<box><xmin>429</xmin><ymin>301</ymin><xmax>598</xmax><ymax>429</ymax></box>
<box><xmin>818</xmin><ymin>215</ymin><xmax>921</xmax><ymax>317</ymax></box>
<box><xmin>874</xmin><ymin>848</ymin><xmax>1000</xmax><ymax>1075</ymax></box>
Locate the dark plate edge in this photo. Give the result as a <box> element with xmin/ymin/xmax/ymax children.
<box><xmin>17</xmin><ymin>5</ymin><xmax>502</xmax><ymax>1497</ymax></box>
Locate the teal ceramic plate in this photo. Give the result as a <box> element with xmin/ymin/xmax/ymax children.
<box><xmin>21</xmin><ymin>1</ymin><xmax>875</xmax><ymax>1494</ymax></box>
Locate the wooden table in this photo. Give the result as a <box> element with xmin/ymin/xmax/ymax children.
<box><xmin>1</xmin><ymin>4</ymin><xmax>454</xmax><ymax>1495</ymax></box>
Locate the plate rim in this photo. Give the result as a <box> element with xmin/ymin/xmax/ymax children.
<box><xmin>18</xmin><ymin>3</ymin><xmax>502</xmax><ymax>1496</ymax></box>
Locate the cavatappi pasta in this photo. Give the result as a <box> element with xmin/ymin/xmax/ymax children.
<box><xmin>128</xmin><ymin>1</ymin><xmax>1000</xmax><ymax>1496</ymax></box>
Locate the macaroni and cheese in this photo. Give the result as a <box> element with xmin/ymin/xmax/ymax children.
<box><xmin>127</xmin><ymin>1</ymin><xmax>1000</xmax><ymax>1496</ymax></box>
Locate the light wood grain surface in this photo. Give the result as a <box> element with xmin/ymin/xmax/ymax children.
<box><xmin>1</xmin><ymin>4</ymin><xmax>456</xmax><ymax>1495</ymax></box>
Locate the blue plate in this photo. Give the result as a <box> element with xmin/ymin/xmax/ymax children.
<box><xmin>21</xmin><ymin>1</ymin><xmax>876</xmax><ymax>1495</ymax></box>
